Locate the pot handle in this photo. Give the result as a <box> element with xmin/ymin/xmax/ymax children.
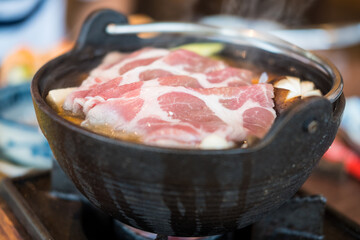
<box><xmin>74</xmin><ymin>9</ymin><xmax>141</xmax><ymax>52</ymax></box>
<box><xmin>253</xmin><ymin>96</ymin><xmax>342</xmax><ymax>153</ymax></box>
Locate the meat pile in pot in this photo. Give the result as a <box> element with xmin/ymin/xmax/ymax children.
<box><xmin>47</xmin><ymin>47</ymin><xmax>320</xmax><ymax>149</ymax></box>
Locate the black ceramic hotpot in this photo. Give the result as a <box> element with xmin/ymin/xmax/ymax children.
<box><xmin>31</xmin><ymin>10</ymin><xmax>344</xmax><ymax>237</ymax></box>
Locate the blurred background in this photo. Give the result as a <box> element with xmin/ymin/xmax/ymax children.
<box><xmin>0</xmin><ymin>0</ymin><xmax>359</xmax><ymax>224</ymax></box>
<box><xmin>1</xmin><ymin>0</ymin><xmax>360</xmax><ymax>95</ymax></box>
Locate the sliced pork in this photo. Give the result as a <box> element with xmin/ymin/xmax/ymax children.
<box><xmin>63</xmin><ymin>48</ymin><xmax>275</xmax><ymax>149</ymax></box>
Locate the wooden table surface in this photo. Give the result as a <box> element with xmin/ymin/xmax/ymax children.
<box><xmin>302</xmin><ymin>164</ymin><xmax>360</xmax><ymax>225</ymax></box>
<box><xmin>0</xmin><ymin>199</ymin><xmax>29</xmax><ymax>240</ymax></box>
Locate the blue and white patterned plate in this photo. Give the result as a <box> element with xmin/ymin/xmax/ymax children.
<box><xmin>0</xmin><ymin>83</ymin><xmax>51</xmax><ymax>168</ymax></box>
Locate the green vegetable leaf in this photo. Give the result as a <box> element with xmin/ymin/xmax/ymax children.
<box><xmin>172</xmin><ymin>43</ymin><xmax>224</xmax><ymax>57</ymax></box>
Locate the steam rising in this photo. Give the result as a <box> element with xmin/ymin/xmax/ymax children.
<box><xmin>194</xmin><ymin>0</ymin><xmax>318</xmax><ymax>26</ymax></box>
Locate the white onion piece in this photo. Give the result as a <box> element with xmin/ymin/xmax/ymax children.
<box><xmin>46</xmin><ymin>87</ymin><xmax>77</xmax><ymax>110</ymax></box>
<box><xmin>200</xmin><ymin>134</ymin><xmax>235</xmax><ymax>149</ymax></box>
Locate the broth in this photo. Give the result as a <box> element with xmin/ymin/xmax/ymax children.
<box><xmin>56</xmin><ymin>108</ymin><xmax>142</xmax><ymax>143</ymax></box>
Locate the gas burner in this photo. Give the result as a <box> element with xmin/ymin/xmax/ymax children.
<box><xmin>0</xmin><ymin>163</ymin><xmax>359</xmax><ymax>240</ymax></box>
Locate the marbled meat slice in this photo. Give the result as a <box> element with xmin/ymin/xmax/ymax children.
<box><xmin>63</xmin><ymin>76</ymin><xmax>203</xmax><ymax>115</ymax></box>
<box><xmin>63</xmin><ymin>47</ymin><xmax>274</xmax><ymax>148</ymax></box>
<box><xmin>82</xmin><ymin>82</ymin><xmax>275</xmax><ymax>148</ymax></box>
<box><xmin>76</xmin><ymin>48</ymin><xmax>253</xmax><ymax>90</ymax></box>
<box><xmin>64</xmin><ymin>48</ymin><xmax>254</xmax><ymax>115</ymax></box>
<box><xmin>162</xmin><ymin>49</ymin><xmax>226</xmax><ymax>73</ymax></box>
<box><xmin>80</xmin><ymin>48</ymin><xmax>170</xmax><ymax>89</ymax></box>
